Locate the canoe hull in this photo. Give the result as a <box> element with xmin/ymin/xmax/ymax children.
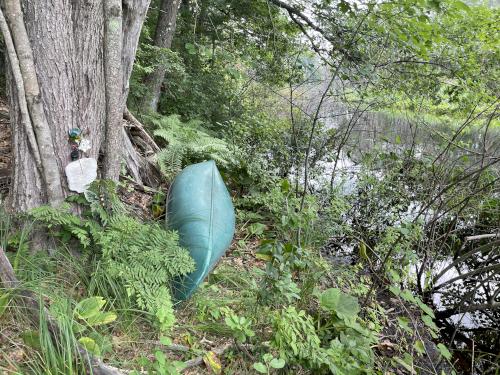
<box><xmin>166</xmin><ymin>160</ymin><xmax>235</xmax><ymax>299</ymax></box>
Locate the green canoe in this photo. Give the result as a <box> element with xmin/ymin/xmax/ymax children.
<box><xmin>166</xmin><ymin>160</ymin><xmax>235</xmax><ymax>300</ymax></box>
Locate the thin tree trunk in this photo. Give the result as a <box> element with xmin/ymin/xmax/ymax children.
<box><xmin>141</xmin><ymin>0</ymin><xmax>181</xmax><ymax>112</ymax></box>
<box><xmin>0</xmin><ymin>6</ymin><xmax>41</xmax><ymax>172</ymax></box>
<box><xmin>103</xmin><ymin>0</ymin><xmax>124</xmax><ymax>180</ymax></box>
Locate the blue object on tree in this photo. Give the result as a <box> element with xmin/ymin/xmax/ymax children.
<box><xmin>166</xmin><ymin>160</ymin><xmax>235</xmax><ymax>300</ymax></box>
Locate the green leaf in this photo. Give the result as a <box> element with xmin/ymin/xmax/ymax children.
<box><xmin>415</xmin><ymin>298</ymin><xmax>435</xmax><ymax>318</ymax></box>
<box><xmin>400</xmin><ymin>289</ymin><xmax>416</xmax><ymax>304</ymax></box>
<box><xmin>397</xmin><ymin>317</ymin><xmax>412</xmax><ymax>333</ymax></box>
<box><xmin>421</xmin><ymin>314</ymin><xmax>439</xmax><ymax>332</ymax></box>
<box><xmin>389</xmin><ymin>285</ymin><xmax>401</xmax><ymax>296</ymax></box>
<box><xmin>280</xmin><ymin>179</ymin><xmax>291</xmax><ymax>193</ymax></box>
<box><xmin>319</xmin><ymin>288</ymin><xmax>360</xmax><ymax>319</ymax></box>
<box><xmin>393</xmin><ymin>354</ymin><xmax>415</xmax><ymax>373</ymax></box>
<box><xmin>269</xmin><ymin>358</ymin><xmax>285</xmax><ymax>369</ymax></box>
<box><xmin>262</xmin><ymin>353</ymin><xmax>273</xmax><ymax>363</ymax></box>
<box><xmin>160</xmin><ymin>336</ymin><xmax>173</xmax><ymax>346</ymax></box>
<box><xmin>86</xmin><ymin>312</ymin><xmax>117</xmax><ymax>326</ymax></box>
<box><xmin>253</xmin><ymin>362</ymin><xmax>267</xmax><ymax>373</ymax></box>
<box><xmin>414</xmin><ymin>340</ymin><xmax>425</xmax><ymax>355</ymax></box>
<box><xmin>248</xmin><ymin>222</ymin><xmax>266</xmax><ymax>236</ymax></box>
<box><xmin>338</xmin><ymin>0</ymin><xmax>351</xmax><ymax>13</ymax></box>
<box><xmin>437</xmin><ymin>343</ymin><xmax>452</xmax><ymax>360</ymax></box>
<box><xmin>79</xmin><ymin>337</ymin><xmax>101</xmax><ymax>356</ymax></box>
<box><xmin>75</xmin><ymin>297</ymin><xmax>106</xmax><ymax>320</ymax></box>
<box><xmin>453</xmin><ymin>0</ymin><xmax>470</xmax><ymax>12</ymax></box>
<box><xmin>185</xmin><ymin>43</ymin><xmax>197</xmax><ymax>55</ymax></box>
<box><xmin>255</xmin><ymin>253</ymin><xmax>272</xmax><ymax>261</ymax></box>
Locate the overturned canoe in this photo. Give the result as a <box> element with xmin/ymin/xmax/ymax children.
<box><xmin>166</xmin><ymin>160</ymin><xmax>235</xmax><ymax>300</ymax></box>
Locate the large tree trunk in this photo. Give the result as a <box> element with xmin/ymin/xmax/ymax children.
<box><xmin>140</xmin><ymin>0</ymin><xmax>180</xmax><ymax>112</ymax></box>
<box><xmin>1</xmin><ymin>0</ymin><xmax>151</xmax><ymax>212</ymax></box>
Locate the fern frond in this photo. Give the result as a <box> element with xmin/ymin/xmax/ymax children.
<box><xmin>151</xmin><ymin>114</ymin><xmax>232</xmax><ymax>180</ymax></box>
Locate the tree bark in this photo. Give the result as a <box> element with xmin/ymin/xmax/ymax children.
<box><xmin>0</xmin><ymin>0</ymin><xmax>151</xmax><ymax>212</ymax></box>
<box><xmin>2</xmin><ymin>0</ymin><xmax>64</xmax><ymax>207</ymax></box>
<box><xmin>103</xmin><ymin>0</ymin><xmax>124</xmax><ymax>180</ymax></box>
<box><xmin>0</xmin><ymin>6</ymin><xmax>41</xmax><ymax>172</ymax></box>
<box><xmin>140</xmin><ymin>0</ymin><xmax>181</xmax><ymax>112</ymax></box>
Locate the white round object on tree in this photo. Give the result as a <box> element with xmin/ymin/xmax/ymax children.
<box><xmin>65</xmin><ymin>157</ymin><xmax>97</xmax><ymax>193</ymax></box>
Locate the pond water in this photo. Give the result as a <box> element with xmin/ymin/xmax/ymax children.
<box><xmin>306</xmin><ymin>106</ymin><xmax>500</xmax><ymax>349</ymax></box>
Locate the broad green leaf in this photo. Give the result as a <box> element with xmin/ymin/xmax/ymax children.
<box><xmin>75</xmin><ymin>297</ymin><xmax>106</xmax><ymax>320</ymax></box>
<box><xmin>72</xmin><ymin>320</ymin><xmax>87</xmax><ymax>334</ymax></box>
<box><xmin>269</xmin><ymin>358</ymin><xmax>285</xmax><ymax>369</ymax></box>
<box><xmin>393</xmin><ymin>354</ymin><xmax>415</xmax><ymax>373</ymax></box>
<box><xmin>154</xmin><ymin>350</ymin><xmax>166</xmax><ymax>366</ymax></box>
<box><xmin>400</xmin><ymin>290</ymin><xmax>416</xmax><ymax>304</ymax></box>
<box><xmin>255</xmin><ymin>253</ymin><xmax>272</xmax><ymax>261</ymax></box>
<box><xmin>185</xmin><ymin>43</ymin><xmax>197</xmax><ymax>55</ymax></box>
<box><xmin>453</xmin><ymin>0</ymin><xmax>470</xmax><ymax>12</ymax></box>
<box><xmin>253</xmin><ymin>362</ymin><xmax>267</xmax><ymax>373</ymax></box>
<box><xmin>397</xmin><ymin>317</ymin><xmax>412</xmax><ymax>333</ymax></box>
<box><xmin>86</xmin><ymin>312</ymin><xmax>117</xmax><ymax>326</ymax></box>
<box><xmin>21</xmin><ymin>330</ymin><xmax>41</xmax><ymax>350</ymax></box>
<box><xmin>280</xmin><ymin>179</ymin><xmax>291</xmax><ymax>193</ymax></box>
<box><xmin>79</xmin><ymin>337</ymin><xmax>101</xmax><ymax>356</ymax></box>
<box><xmin>389</xmin><ymin>285</ymin><xmax>401</xmax><ymax>296</ymax></box>
<box><xmin>320</xmin><ymin>288</ymin><xmax>360</xmax><ymax>319</ymax></box>
<box><xmin>415</xmin><ymin>297</ymin><xmax>435</xmax><ymax>318</ymax></box>
<box><xmin>248</xmin><ymin>223</ymin><xmax>266</xmax><ymax>236</ymax></box>
<box><xmin>262</xmin><ymin>353</ymin><xmax>273</xmax><ymax>362</ymax></box>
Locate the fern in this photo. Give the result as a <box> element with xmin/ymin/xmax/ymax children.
<box><xmin>150</xmin><ymin>114</ymin><xmax>231</xmax><ymax>180</ymax></box>
<box><xmin>29</xmin><ymin>181</ymin><xmax>195</xmax><ymax>331</ymax></box>
<box><xmin>93</xmin><ymin>215</ymin><xmax>195</xmax><ymax>331</ymax></box>
<box><xmin>156</xmin><ymin>147</ymin><xmax>183</xmax><ymax>181</ymax></box>
<box><xmin>29</xmin><ymin>204</ymin><xmax>91</xmax><ymax>248</ymax></box>
<box><xmin>84</xmin><ymin>180</ymin><xmax>126</xmax><ymax>225</ymax></box>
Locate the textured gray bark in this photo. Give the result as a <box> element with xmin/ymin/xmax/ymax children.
<box><xmin>122</xmin><ymin>0</ymin><xmax>151</xmax><ymax>104</ymax></box>
<box><xmin>0</xmin><ymin>6</ymin><xmax>41</xmax><ymax>171</ymax></box>
<box><xmin>102</xmin><ymin>0</ymin><xmax>124</xmax><ymax>180</ymax></box>
<box><xmin>1</xmin><ymin>0</ymin><xmax>150</xmax><ymax>211</ymax></box>
<box><xmin>2</xmin><ymin>0</ymin><xmax>64</xmax><ymax>208</ymax></box>
<box><xmin>141</xmin><ymin>0</ymin><xmax>180</xmax><ymax>112</ymax></box>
